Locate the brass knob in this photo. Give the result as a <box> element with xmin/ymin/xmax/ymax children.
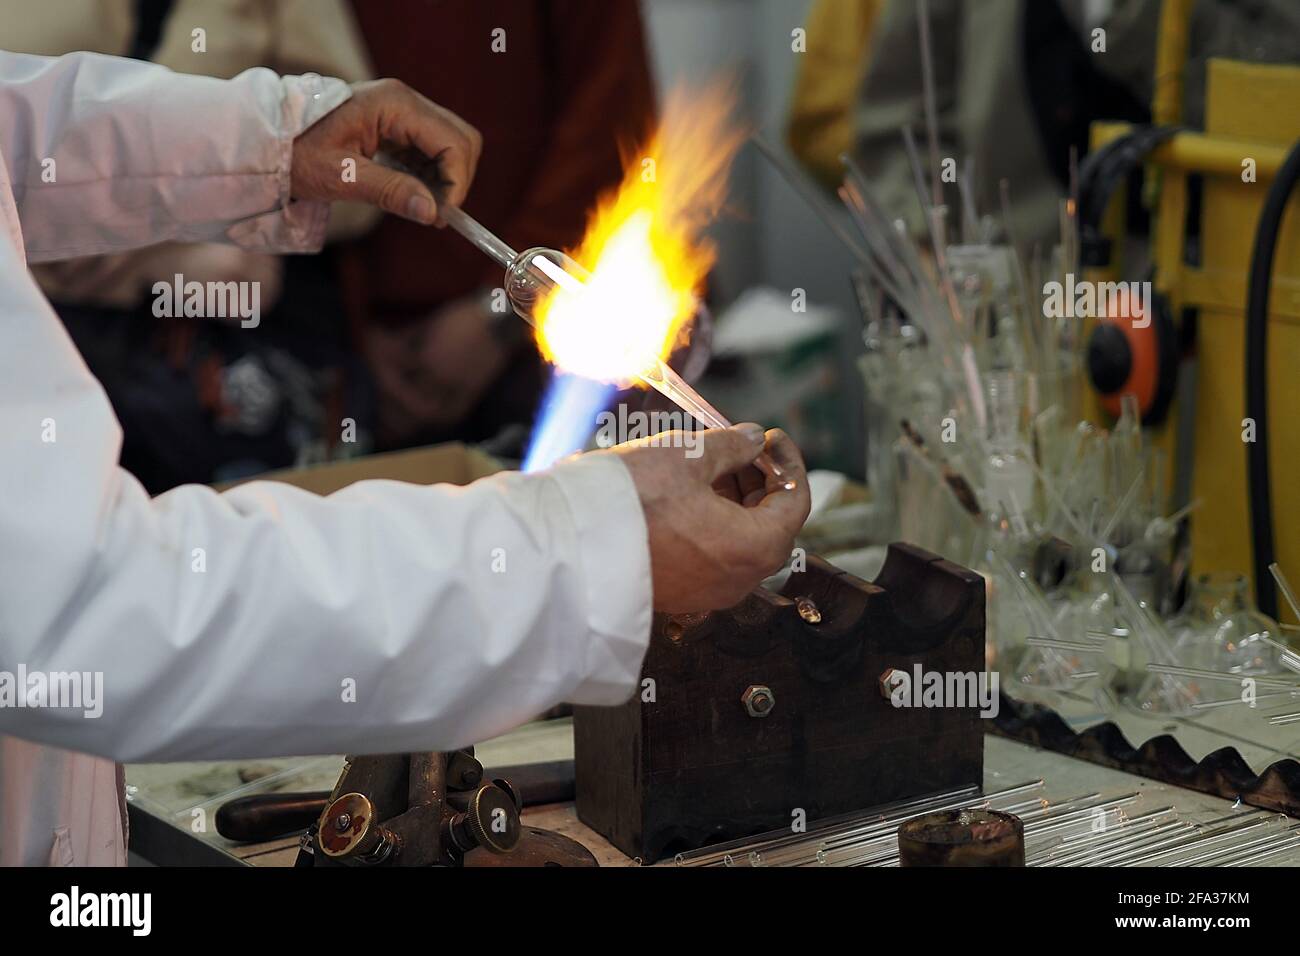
<box><xmin>449</xmin><ymin>784</ymin><xmax>521</xmax><ymax>855</ymax></box>
<box><xmin>318</xmin><ymin>792</ymin><xmax>396</xmax><ymax>862</ymax></box>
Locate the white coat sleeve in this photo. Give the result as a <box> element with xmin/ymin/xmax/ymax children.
<box><xmin>0</xmin><ymin>52</ymin><xmax>654</xmax><ymax>762</ymax></box>
<box><xmin>0</xmin><ymin>50</ymin><xmax>349</xmax><ymax>261</ymax></box>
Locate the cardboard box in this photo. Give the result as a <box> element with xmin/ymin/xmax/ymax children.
<box><xmin>217</xmin><ymin>442</ymin><xmax>503</xmax><ymax>495</ymax></box>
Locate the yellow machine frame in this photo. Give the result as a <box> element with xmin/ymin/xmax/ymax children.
<box><xmin>1087</xmin><ymin>1</ymin><xmax>1300</xmax><ymax>618</ymax></box>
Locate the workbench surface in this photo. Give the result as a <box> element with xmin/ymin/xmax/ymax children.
<box><xmin>127</xmin><ymin>719</ymin><xmax>1290</xmax><ymax>866</ymax></box>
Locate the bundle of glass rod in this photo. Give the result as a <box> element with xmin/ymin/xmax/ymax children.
<box><xmin>674</xmin><ymin>781</ymin><xmax>1046</xmax><ymax>867</ymax></box>
<box><xmin>672</xmin><ymin>784</ymin><xmax>1300</xmax><ymax>867</ymax></box>
<box><xmin>1033</xmin><ymin>807</ymin><xmax>1300</xmax><ymax>867</ymax></box>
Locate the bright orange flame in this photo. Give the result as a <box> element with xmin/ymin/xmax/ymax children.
<box><xmin>534</xmin><ymin>84</ymin><xmax>745</xmax><ymax>384</ymax></box>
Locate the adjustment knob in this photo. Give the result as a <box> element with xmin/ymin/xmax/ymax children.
<box><xmin>461</xmin><ymin>784</ymin><xmax>521</xmax><ymax>854</ymax></box>
<box><xmin>318</xmin><ymin>792</ymin><xmax>395</xmax><ymax>862</ymax></box>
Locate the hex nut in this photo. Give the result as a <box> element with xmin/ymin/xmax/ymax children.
<box><xmin>741</xmin><ymin>685</ymin><xmax>775</xmax><ymax>717</ymax></box>
<box><xmin>878</xmin><ymin>668</ymin><xmax>905</xmax><ymax>701</ymax></box>
<box><xmin>795</xmin><ymin>596</ymin><xmax>822</xmax><ymax>624</ymax></box>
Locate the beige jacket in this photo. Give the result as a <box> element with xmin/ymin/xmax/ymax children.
<box><xmin>1</xmin><ymin>0</ymin><xmax>377</xmax><ymax>307</ymax></box>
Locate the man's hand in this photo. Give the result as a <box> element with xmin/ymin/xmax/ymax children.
<box><xmin>612</xmin><ymin>425</ymin><xmax>811</xmax><ymax>613</ymax></box>
<box><xmin>290</xmin><ymin>79</ymin><xmax>482</xmax><ymax>225</ymax></box>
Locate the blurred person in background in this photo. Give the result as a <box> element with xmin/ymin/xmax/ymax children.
<box><xmin>786</xmin><ymin>0</ymin><xmax>883</xmax><ymax>193</ymax></box>
<box><xmin>344</xmin><ymin>0</ymin><xmax>656</xmax><ymax>452</ymax></box>
<box><xmin>847</xmin><ymin>0</ymin><xmax>1300</xmax><ymax>246</ymax></box>
<box><xmin>0</xmin><ymin>0</ymin><xmax>379</xmax><ymax>492</ymax></box>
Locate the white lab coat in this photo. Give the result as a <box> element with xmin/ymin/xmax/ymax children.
<box><xmin>0</xmin><ymin>52</ymin><xmax>652</xmax><ymax>866</ymax></box>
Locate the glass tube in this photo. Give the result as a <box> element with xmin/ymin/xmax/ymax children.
<box><xmin>1222</xmin><ymin>825</ymin><xmax>1300</xmax><ymax>866</ymax></box>
<box><xmin>1047</xmin><ymin>820</ymin><xmax>1192</xmax><ymax>867</ymax></box>
<box><xmin>1037</xmin><ymin>807</ymin><xmax>1179</xmax><ymax>866</ymax></box>
<box><xmin>1134</xmin><ymin>814</ymin><xmax>1276</xmax><ymax>866</ymax></box>
<box><xmin>1168</xmin><ymin>822</ymin><xmax>1300</xmax><ymax>867</ymax></box>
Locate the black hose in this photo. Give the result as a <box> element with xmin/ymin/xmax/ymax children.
<box><xmin>1245</xmin><ymin>139</ymin><xmax>1300</xmax><ymax>619</ymax></box>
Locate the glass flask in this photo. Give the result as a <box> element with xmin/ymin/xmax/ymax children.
<box><xmin>861</xmin><ymin>321</ymin><xmax>943</xmax><ymax>543</ymax></box>
<box><xmin>1005</xmin><ymin>559</ymin><xmax>1107</xmax><ymax>694</ymax></box>
<box><xmin>1128</xmin><ymin>573</ymin><xmax>1281</xmax><ymax>715</ymax></box>
<box><xmin>502</xmin><ymin>246</ymin><xmax>588</xmax><ymax>323</ymax></box>
<box><xmin>982</xmin><ymin>535</ymin><xmax>1035</xmax><ymax>673</ymax></box>
<box><xmin>1179</xmin><ymin>574</ymin><xmax>1280</xmax><ymax>674</ymax></box>
<box><xmin>1212</xmin><ymin>607</ymin><xmax>1282</xmax><ymax>676</ymax></box>
<box><xmin>982</xmin><ymin>371</ymin><xmax>1035</xmax><ymax>530</ymax></box>
<box><xmin>1169</xmin><ymin>574</ymin><xmax>1253</xmax><ymax>663</ymax></box>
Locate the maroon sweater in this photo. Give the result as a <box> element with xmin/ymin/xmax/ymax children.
<box><xmin>346</xmin><ymin>0</ymin><xmax>657</xmax><ymax>322</ymax></box>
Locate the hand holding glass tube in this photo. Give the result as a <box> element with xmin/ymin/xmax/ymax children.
<box><xmin>439</xmin><ymin>203</ymin><xmax>796</xmax><ymax>490</ymax></box>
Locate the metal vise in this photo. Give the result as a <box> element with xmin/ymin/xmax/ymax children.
<box><xmin>302</xmin><ymin>749</ymin><xmax>595</xmax><ymax>867</ymax></box>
